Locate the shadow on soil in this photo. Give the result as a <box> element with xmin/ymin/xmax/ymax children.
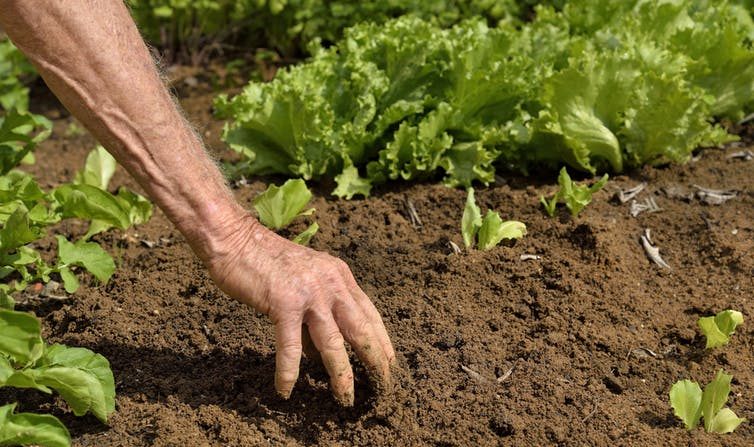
<box><xmin>76</xmin><ymin>341</ymin><xmax>378</xmax><ymax>444</ymax></box>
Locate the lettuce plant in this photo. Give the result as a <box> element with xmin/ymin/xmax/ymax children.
<box><xmin>218</xmin><ymin>0</ymin><xmax>750</xmax><ymax>197</ymax></box>
<box><xmin>698</xmin><ymin>310</ymin><xmax>744</xmax><ymax>349</ymax></box>
<box><xmin>0</xmin><ymin>308</ymin><xmax>117</xmax><ymax>447</ymax></box>
<box><xmin>670</xmin><ymin>370</ymin><xmax>746</xmax><ymax>433</ymax></box>
<box><xmin>462</xmin><ymin>188</ymin><xmax>526</xmax><ymax>250</ymax></box>
<box><xmin>253</xmin><ymin>179</ymin><xmax>318</xmax><ymax>245</ymax></box>
<box><xmin>540</xmin><ymin>167</ymin><xmax>608</xmax><ymax>217</ymax></box>
<box><xmin>0</xmin><ymin>147</ymin><xmax>153</xmax><ymax>304</ymax></box>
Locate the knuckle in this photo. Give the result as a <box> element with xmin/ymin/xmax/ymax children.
<box><xmin>324</xmin><ymin>329</ymin><xmax>345</xmax><ymax>350</ymax></box>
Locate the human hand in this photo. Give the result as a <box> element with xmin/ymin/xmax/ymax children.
<box><xmin>205</xmin><ymin>216</ymin><xmax>395</xmax><ymax>406</ymax></box>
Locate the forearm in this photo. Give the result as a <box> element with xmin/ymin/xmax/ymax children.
<box><xmin>0</xmin><ymin>0</ymin><xmax>254</xmax><ymax>262</ymax></box>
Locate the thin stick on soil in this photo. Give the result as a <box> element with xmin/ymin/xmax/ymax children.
<box><xmin>404</xmin><ymin>196</ymin><xmax>422</xmax><ymax>228</ymax></box>
<box><xmin>582</xmin><ymin>401</ymin><xmax>600</xmax><ymax>424</ymax></box>
<box><xmin>461</xmin><ymin>365</ymin><xmax>490</xmax><ymax>384</ymax></box>
<box><xmin>615</xmin><ymin>182</ymin><xmax>647</xmax><ymax>203</ymax></box>
<box><xmin>640</xmin><ymin>229</ymin><xmax>671</xmax><ymax>269</ymax></box>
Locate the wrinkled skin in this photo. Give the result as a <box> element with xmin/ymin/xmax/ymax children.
<box><xmin>208</xmin><ymin>218</ymin><xmax>395</xmax><ymax>404</ymax></box>
<box><xmin>0</xmin><ymin>0</ymin><xmax>394</xmax><ymax>404</ymax></box>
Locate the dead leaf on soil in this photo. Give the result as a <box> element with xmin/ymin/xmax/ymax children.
<box><xmin>640</xmin><ymin>228</ymin><xmax>671</xmax><ymax>269</ymax></box>
<box><xmin>448</xmin><ymin>240</ymin><xmax>462</xmax><ymax>254</ymax></box>
<box><xmin>614</xmin><ymin>182</ymin><xmax>647</xmax><ymax>204</ymax></box>
<box><xmin>692</xmin><ymin>185</ymin><xmax>737</xmax><ymax>205</ymax></box>
<box><xmin>403</xmin><ymin>196</ymin><xmax>422</xmax><ymax>228</ymax></box>
<box><xmin>630</xmin><ymin>197</ymin><xmax>662</xmax><ymax>217</ymax></box>
<box><xmin>727</xmin><ymin>150</ymin><xmax>754</xmax><ymax>161</ymax></box>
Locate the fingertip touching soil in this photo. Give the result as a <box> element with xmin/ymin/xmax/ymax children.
<box><xmin>7</xmin><ymin>71</ymin><xmax>754</xmax><ymax>446</ymax></box>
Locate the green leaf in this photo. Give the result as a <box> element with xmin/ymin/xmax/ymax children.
<box><xmin>0</xmin><ymin>403</ymin><xmax>70</xmax><ymax>447</ymax></box>
<box><xmin>555</xmin><ymin>167</ymin><xmax>608</xmax><ymax>217</ymax></box>
<box><xmin>477</xmin><ymin>211</ymin><xmax>526</xmax><ymax>251</ymax></box>
<box><xmin>56</xmin><ymin>236</ymin><xmax>115</xmax><ymax>284</ymax></box>
<box><xmin>292</xmin><ymin>222</ymin><xmax>319</xmax><ymax>246</ymax></box>
<box><xmin>540</xmin><ymin>194</ymin><xmax>558</xmax><ymax>218</ymax></box>
<box><xmin>57</xmin><ymin>266</ymin><xmax>79</xmax><ymax>294</ymax></box>
<box><xmin>74</xmin><ymin>146</ymin><xmax>116</xmax><ymax>190</ymax></box>
<box><xmin>333</xmin><ymin>163</ymin><xmax>372</xmax><ymax>199</ymax></box>
<box><xmin>0</xmin><ymin>207</ymin><xmax>41</xmax><ymax>252</ymax></box>
<box><xmin>701</xmin><ymin>370</ymin><xmax>733</xmax><ymax>432</ymax></box>
<box><xmin>35</xmin><ymin>344</ymin><xmax>116</xmax><ymax>423</ymax></box>
<box><xmin>52</xmin><ymin>184</ymin><xmax>130</xmax><ymax>229</ymax></box>
<box><xmin>698</xmin><ymin>310</ymin><xmax>744</xmax><ymax>349</ymax></box>
<box><xmin>253</xmin><ymin>179</ymin><xmax>314</xmax><ymax>230</ymax></box>
<box><xmin>461</xmin><ymin>188</ymin><xmax>482</xmax><ymax>248</ymax></box>
<box><xmin>706</xmin><ymin>408</ymin><xmax>746</xmax><ymax>434</ymax></box>
<box><xmin>0</xmin><ymin>309</ymin><xmax>43</xmax><ymax>366</ymax></box>
<box><xmin>670</xmin><ymin>379</ymin><xmax>702</xmax><ymax>430</ymax></box>
<box><xmin>114</xmin><ymin>187</ymin><xmax>152</xmax><ymax>226</ymax></box>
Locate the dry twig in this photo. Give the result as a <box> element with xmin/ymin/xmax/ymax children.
<box><xmin>640</xmin><ymin>228</ymin><xmax>671</xmax><ymax>269</ymax></box>
<box><xmin>615</xmin><ymin>182</ymin><xmax>647</xmax><ymax>203</ymax></box>
<box><xmin>630</xmin><ymin>197</ymin><xmax>662</xmax><ymax>217</ymax></box>
<box><xmin>693</xmin><ymin>185</ymin><xmax>737</xmax><ymax>205</ymax></box>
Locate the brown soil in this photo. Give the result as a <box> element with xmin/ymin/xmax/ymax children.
<box><xmin>10</xmin><ymin>72</ymin><xmax>754</xmax><ymax>446</ymax></box>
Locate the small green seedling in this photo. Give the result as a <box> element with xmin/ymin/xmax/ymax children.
<box><xmin>253</xmin><ymin>179</ymin><xmax>318</xmax><ymax>245</ymax></box>
<box><xmin>670</xmin><ymin>370</ymin><xmax>746</xmax><ymax>433</ymax></box>
<box><xmin>462</xmin><ymin>188</ymin><xmax>526</xmax><ymax>250</ymax></box>
<box><xmin>540</xmin><ymin>167</ymin><xmax>608</xmax><ymax>217</ymax></box>
<box><xmin>698</xmin><ymin>310</ymin><xmax>744</xmax><ymax>349</ymax></box>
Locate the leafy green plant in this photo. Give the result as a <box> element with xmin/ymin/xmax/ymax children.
<box><xmin>698</xmin><ymin>310</ymin><xmax>744</xmax><ymax>349</ymax></box>
<box><xmin>461</xmin><ymin>188</ymin><xmax>526</xmax><ymax>250</ymax></box>
<box><xmin>126</xmin><ymin>0</ymin><xmax>526</xmax><ymax>62</ymax></box>
<box><xmin>0</xmin><ymin>403</ymin><xmax>69</xmax><ymax>447</ymax></box>
<box><xmin>670</xmin><ymin>370</ymin><xmax>746</xmax><ymax>433</ymax></box>
<box><xmin>217</xmin><ymin>0</ymin><xmax>749</xmax><ymax>197</ymax></box>
<box><xmin>0</xmin><ymin>147</ymin><xmax>152</xmax><ymax>305</ymax></box>
<box><xmin>0</xmin><ymin>308</ymin><xmax>116</xmax><ymax>446</ymax></box>
<box><xmin>253</xmin><ymin>179</ymin><xmax>318</xmax><ymax>245</ymax></box>
<box><xmin>540</xmin><ymin>167</ymin><xmax>608</xmax><ymax>217</ymax></box>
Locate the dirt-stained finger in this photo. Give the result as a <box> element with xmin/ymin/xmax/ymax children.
<box><xmin>274</xmin><ymin>318</ymin><xmax>303</xmax><ymax>399</ymax></box>
<box><xmin>306</xmin><ymin>311</ymin><xmax>354</xmax><ymax>406</ymax></box>
<box><xmin>333</xmin><ymin>297</ymin><xmax>391</xmax><ymax>394</ymax></box>
<box><xmin>345</xmin><ymin>279</ymin><xmax>396</xmax><ymax>364</ymax></box>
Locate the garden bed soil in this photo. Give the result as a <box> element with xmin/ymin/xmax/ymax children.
<box><xmin>10</xmin><ymin>72</ymin><xmax>754</xmax><ymax>446</ymax></box>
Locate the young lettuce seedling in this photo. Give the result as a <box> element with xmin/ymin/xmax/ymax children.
<box><xmin>253</xmin><ymin>179</ymin><xmax>318</xmax><ymax>245</ymax></box>
<box><xmin>540</xmin><ymin>167</ymin><xmax>608</xmax><ymax>217</ymax></box>
<box><xmin>698</xmin><ymin>310</ymin><xmax>743</xmax><ymax>349</ymax></box>
<box><xmin>669</xmin><ymin>370</ymin><xmax>746</xmax><ymax>433</ymax></box>
<box><xmin>461</xmin><ymin>188</ymin><xmax>526</xmax><ymax>250</ymax></box>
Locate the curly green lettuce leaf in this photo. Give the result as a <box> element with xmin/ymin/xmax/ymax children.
<box><xmin>292</xmin><ymin>222</ymin><xmax>319</xmax><ymax>246</ymax></box>
<box><xmin>253</xmin><ymin>179</ymin><xmax>314</xmax><ymax>230</ymax></box>
<box><xmin>74</xmin><ymin>146</ymin><xmax>116</xmax><ymax>191</ymax></box>
<box><xmin>461</xmin><ymin>188</ymin><xmax>482</xmax><ymax>248</ymax></box>
<box><xmin>670</xmin><ymin>379</ymin><xmax>703</xmax><ymax>430</ymax></box>
<box><xmin>698</xmin><ymin>310</ymin><xmax>744</xmax><ymax>349</ymax></box>
<box><xmin>701</xmin><ymin>370</ymin><xmax>746</xmax><ymax>433</ymax></box>
<box><xmin>477</xmin><ymin>211</ymin><xmax>526</xmax><ymax>250</ymax></box>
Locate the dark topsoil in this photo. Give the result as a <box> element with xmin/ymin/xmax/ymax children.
<box><xmin>7</xmin><ymin>71</ymin><xmax>754</xmax><ymax>447</ymax></box>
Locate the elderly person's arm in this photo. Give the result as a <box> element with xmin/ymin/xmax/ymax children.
<box><xmin>0</xmin><ymin>0</ymin><xmax>394</xmax><ymax>406</ymax></box>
